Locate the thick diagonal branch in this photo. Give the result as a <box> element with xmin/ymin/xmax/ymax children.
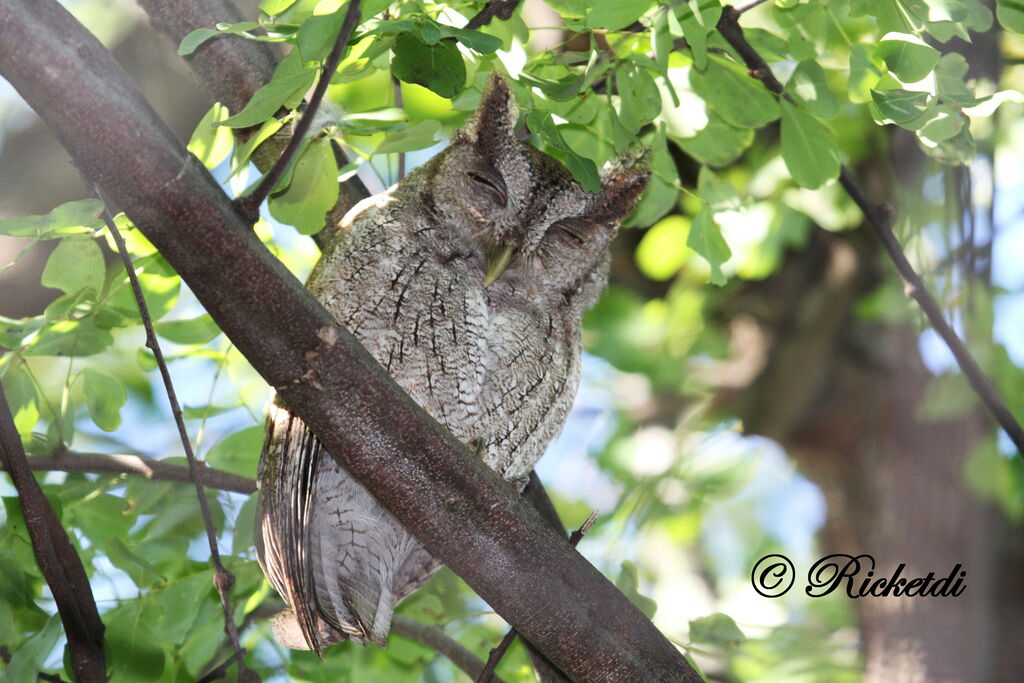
<box><xmin>0</xmin><ymin>2</ymin><xmax>697</xmax><ymax>680</ymax></box>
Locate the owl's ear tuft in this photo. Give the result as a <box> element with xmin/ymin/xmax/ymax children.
<box><xmin>457</xmin><ymin>72</ymin><xmax>518</xmax><ymax>145</ymax></box>
<box><xmin>586</xmin><ymin>153</ymin><xmax>651</xmax><ymax>225</ymax></box>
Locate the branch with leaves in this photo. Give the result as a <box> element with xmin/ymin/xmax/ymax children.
<box><xmin>714</xmin><ymin>5</ymin><xmax>1024</xmax><ymax>455</ymax></box>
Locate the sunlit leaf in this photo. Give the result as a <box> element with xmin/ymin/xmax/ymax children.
<box><xmin>780</xmin><ymin>99</ymin><xmax>840</xmax><ymax>189</ymax></box>
<box><xmin>83</xmin><ymin>368</ymin><xmax>127</xmax><ymax>432</ymax></box>
<box><xmin>391</xmin><ymin>33</ymin><xmax>465</xmax><ymax>99</ymax></box>
<box><xmin>268</xmin><ymin>139</ymin><xmax>339</xmax><ymax>234</ymax></box>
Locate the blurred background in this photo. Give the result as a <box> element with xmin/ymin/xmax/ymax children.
<box><xmin>1</xmin><ymin>0</ymin><xmax>1022</xmax><ymax>681</ymax></box>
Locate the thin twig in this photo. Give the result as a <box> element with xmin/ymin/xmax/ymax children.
<box><xmin>94</xmin><ymin>192</ymin><xmax>256</xmax><ymax>679</ymax></box>
<box><xmin>465</xmin><ymin>0</ymin><xmax>523</xmax><ymax>31</ymax></box>
<box><xmin>9</xmin><ymin>447</ymin><xmax>257</xmax><ymax>494</ymax></box>
<box><xmin>234</xmin><ymin>0</ymin><xmax>362</xmax><ymax>223</ymax></box>
<box><xmin>731</xmin><ymin>0</ymin><xmax>772</xmax><ymax>14</ymax></box>
<box><xmin>0</xmin><ymin>385</ymin><xmax>106</xmax><ymax>680</ymax></box>
<box><xmin>476</xmin><ymin>511</ymin><xmax>599</xmax><ymax>683</ymax></box>
<box><xmin>392</xmin><ymin>615</ymin><xmax>508</xmax><ymax>682</ymax></box>
<box><xmin>716</xmin><ymin>6</ymin><xmax>1024</xmax><ymax>455</ymax></box>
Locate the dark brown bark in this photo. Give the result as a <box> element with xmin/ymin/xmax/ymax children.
<box><xmin>0</xmin><ymin>387</ymin><xmax>106</xmax><ymax>681</ymax></box>
<box><xmin>0</xmin><ymin>1</ymin><xmax>697</xmax><ymax>679</ymax></box>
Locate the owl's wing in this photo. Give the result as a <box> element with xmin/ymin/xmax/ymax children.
<box><xmin>254</xmin><ymin>400</ymin><xmax>338</xmax><ymax>653</ymax></box>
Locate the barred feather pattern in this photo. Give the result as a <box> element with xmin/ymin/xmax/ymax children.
<box><xmin>254</xmin><ymin>74</ymin><xmax>650</xmax><ymax>653</ymax></box>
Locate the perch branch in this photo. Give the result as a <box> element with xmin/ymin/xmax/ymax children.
<box><xmin>476</xmin><ymin>512</ymin><xmax>599</xmax><ymax>683</ymax></box>
<box><xmin>0</xmin><ymin>2</ymin><xmax>697</xmax><ymax>679</ymax></box>
<box><xmin>96</xmin><ymin>192</ymin><xmax>254</xmax><ymax>679</ymax></box>
<box><xmin>716</xmin><ymin>5</ymin><xmax>1024</xmax><ymax>455</ymax></box>
<box><xmin>0</xmin><ymin>385</ymin><xmax>106</xmax><ymax>680</ymax></box>
<box><xmin>9</xmin><ymin>448</ymin><xmax>257</xmax><ymax>494</ymax></box>
<box><xmin>233</xmin><ymin>0</ymin><xmax>362</xmax><ymax>223</ymax></box>
<box><xmin>392</xmin><ymin>615</ymin><xmax>507</xmax><ymax>683</ymax></box>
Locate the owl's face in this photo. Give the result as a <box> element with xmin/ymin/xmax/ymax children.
<box><xmin>425</xmin><ymin>74</ymin><xmax>649</xmax><ymax>311</ymax></box>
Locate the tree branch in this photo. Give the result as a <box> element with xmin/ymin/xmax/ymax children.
<box><xmin>0</xmin><ymin>2</ymin><xmax>697</xmax><ymax>679</ymax></box>
<box><xmin>233</xmin><ymin>0</ymin><xmax>362</xmax><ymax>223</ymax></box>
<box><xmin>137</xmin><ymin>0</ymin><xmax>372</xmax><ymax>232</ymax></box>
<box><xmin>97</xmin><ymin>193</ymin><xmax>255</xmax><ymax>679</ymax></box>
<box><xmin>11</xmin><ymin>448</ymin><xmax>257</xmax><ymax>494</ymax></box>
<box><xmin>716</xmin><ymin>5</ymin><xmax>1024</xmax><ymax>455</ymax></box>
<box><xmin>476</xmin><ymin>512</ymin><xmax>598</xmax><ymax>683</ymax></box>
<box><xmin>391</xmin><ymin>616</ymin><xmax>506</xmax><ymax>683</ymax></box>
<box><xmin>465</xmin><ymin>0</ymin><xmax>523</xmax><ymax>31</ymax></box>
<box><xmin>0</xmin><ymin>385</ymin><xmax>106</xmax><ymax>681</ymax></box>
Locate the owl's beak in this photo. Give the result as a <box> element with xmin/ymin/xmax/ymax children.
<box><xmin>484</xmin><ymin>245</ymin><xmax>514</xmax><ymax>286</ymax></box>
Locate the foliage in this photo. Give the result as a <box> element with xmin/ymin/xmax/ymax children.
<box><xmin>2</xmin><ymin>0</ymin><xmax>1023</xmax><ymax>680</ymax></box>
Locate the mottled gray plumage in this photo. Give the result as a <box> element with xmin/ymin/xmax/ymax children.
<box><xmin>255</xmin><ymin>73</ymin><xmax>649</xmax><ymax>653</ymax></box>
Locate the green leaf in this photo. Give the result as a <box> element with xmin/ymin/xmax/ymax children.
<box><xmin>670</xmin><ymin>112</ymin><xmax>754</xmax><ymax>167</ymax></box>
<box><xmin>447</xmin><ymin>26</ymin><xmax>503</xmax><ymax>54</ymax></box>
<box><xmin>997</xmin><ymin>0</ymin><xmax>1024</xmax><ymax>32</ymax></box>
<box><xmin>268</xmin><ymin>139</ymin><xmax>339</xmax><ymax>234</ymax></box>
<box><xmin>636</xmin><ymin>215</ymin><xmax>691</xmax><ymax>280</ymax></box>
<box><xmin>5</xmin><ymin>614</ymin><xmax>63</xmax><ymax>683</ymax></box>
<box><xmin>585</xmin><ymin>0</ymin><xmax>653</xmax><ymax>31</ymax></box>
<box><xmin>0</xmin><ymin>199</ymin><xmax>103</xmax><ymax>239</ymax></box>
<box><xmin>375</xmin><ymin>120</ymin><xmax>442</xmax><ymax>154</ymax></box>
<box><xmin>700</xmin><ymin>56</ymin><xmax>779</xmax><ymax>129</ymax></box>
<box><xmin>689</xmin><ymin>612</ymin><xmax>746</xmax><ymax>650</ymax></box>
<box><xmin>870</xmin><ymin>87</ymin><xmax>931</xmax><ymax>123</ymax></box>
<box><xmin>260</xmin><ymin>0</ymin><xmax>298</xmax><ymax>14</ymax></box>
<box><xmin>686</xmin><ymin>207</ymin><xmax>730</xmax><ymax>285</ymax></box>
<box><xmin>391</xmin><ymin>32</ymin><xmax>465</xmax><ymax>99</ymax></box>
<box><xmin>154</xmin><ymin>571</ymin><xmax>214</xmax><ymax>644</ymax></box>
<box><xmin>0</xmin><ymin>315</ymin><xmax>44</xmax><ymax>349</ymax></box>
<box><xmin>103</xmin><ymin>538</ymin><xmax>165</xmax><ymax>589</ymax></box>
<box><xmin>625</xmin><ymin>124</ymin><xmax>679</xmax><ymax>227</ymax></box>
<box><xmin>788</xmin><ymin>60</ymin><xmax>838</xmax><ymax>119</ymax></box>
<box><xmin>676</xmin><ymin>0</ymin><xmax>722</xmax><ymax>71</ymax></box>
<box><xmin>105</xmin><ymin>604</ymin><xmax>167</xmax><ymax>682</ymax></box>
<box><xmin>564</xmin><ymin>151</ymin><xmax>602</xmax><ymax>193</ymax></box>
<box><xmin>616</xmin><ymin>63</ymin><xmax>662</xmax><ymax>132</ymax></box>
<box><xmin>3</xmin><ymin>362</ymin><xmax>40</xmax><ymax>437</ymax></box>
<box><xmin>848</xmin><ymin>43</ymin><xmax>882</xmax><ymax>104</ymax></box>
<box><xmin>221</xmin><ymin>53</ymin><xmax>316</xmax><ymax>128</ymax></box>
<box><xmin>177</xmin><ymin>28</ymin><xmax>219</xmax><ymax>56</ymax></box>
<box><xmin>779</xmin><ymin>99</ymin><xmax>840</xmax><ymax>190</ymax></box>
<box><xmin>918</xmin><ymin>105</ymin><xmax>965</xmax><ymax>142</ymax></box>
<box><xmin>41</xmin><ymin>239</ymin><xmax>105</xmax><ymax>296</ymax></box>
<box><xmin>99</xmin><ymin>254</ymin><xmax>181</xmax><ymax>327</ymax></box>
<box><xmin>934</xmin><ymin>53</ymin><xmax>983</xmax><ymax>106</ymax></box>
<box><xmin>205</xmin><ymin>426</ymin><xmax>264</xmax><ymax>476</ymax></box>
<box><xmin>82</xmin><ymin>368</ymin><xmax>127</xmax><ymax>432</ymax></box>
<box><xmin>232</xmin><ymin>493</ymin><xmax>260</xmax><ymax>555</ymax></box>
<box><xmin>154</xmin><ymin>314</ymin><xmax>222</xmax><ymax>345</ymax></box>
<box><xmin>340</xmin><ymin>107</ymin><xmax>409</xmax><ymax>132</ymax></box>
<box><xmin>69</xmin><ymin>493</ymin><xmax>133</xmax><ymax>545</ymax></box>
<box><xmin>297</xmin><ymin>7</ymin><xmax>347</xmax><ymax>63</ymax></box>
<box><xmin>24</xmin><ymin>318</ymin><xmax>114</xmax><ymax>357</ymax></box>
<box><xmin>187</xmin><ymin>103</ymin><xmax>233</xmax><ymax>169</ymax></box>
<box><xmin>874</xmin><ymin>32</ymin><xmax>940</xmax><ymax>82</ymax></box>
<box><xmin>527</xmin><ymin>111</ymin><xmax>601</xmax><ymax>191</ymax></box>
<box><xmin>615</xmin><ymin>561</ymin><xmax>658</xmax><ymax>618</ymax></box>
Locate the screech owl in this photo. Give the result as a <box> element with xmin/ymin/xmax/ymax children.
<box><xmin>255</xmin><ymin>73</ymin><xmax>649</xmax><ymax>653</ymax></box>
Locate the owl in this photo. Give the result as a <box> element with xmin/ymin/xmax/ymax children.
<box><xmin>255</xmin><ymin>73</ymin><xmax>649</xmax><ymax>653</ymax></box>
